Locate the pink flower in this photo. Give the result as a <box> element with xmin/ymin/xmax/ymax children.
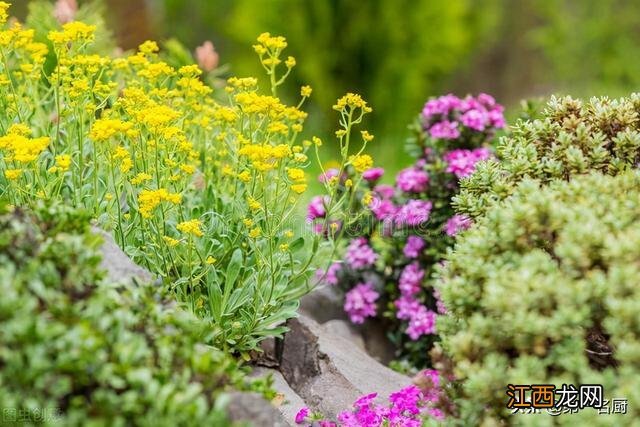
<box><xmin>460</xmin><ymin>109</ymin><xmax>488</xmax><ymax>131</ymax></box>
<box><xmin>295</xmin><ymin>407</ymin><xmax>309</xmax><ymax>424</ymax></box>
<box><xmin>318</xmin><ymin>421</ymin><xmax>337</xmax><ymax>427</ymax></box>
<box><xmin>398</xmin><ymin>262</ymin><xmax>424</xmax><ymax>296</ymax></box>
<box><xmin>395</xmin><ymin>200</ymin><xmax>432</xmax><ymax>227</ymax></box>
<box><xmin>195</xmin><ymin>41</ymin><xmax>219</xmax><ymax>72</ymax></box>
<box><xmin>315</xmin><ymin>262</ymin><xmax>341</xmax><ymax>286</ymax></box>
<box><xmin>406</xmin><ymin>306</ymin><xmax>437</xmax><ymax>340</ymax></box>
<box><xmin>428</xmin><ymin>408</ymin><xmax>445</xmax><ymax>421</ymax></box>
<box><xmin>443</xmin><ymin>148</ymin><xmax>491</xmax><ymax>178</ymax></box>
<box><xmin>374</xmin><ymin>184</ymin><xmax>395</xmax><ymax>199</ymax></box>
<box><xmin>422</xmin><ymin>94</ymin><xmax>462</xmax><ymax>118</ymax></box>
<box><xmin>362</xmin><ymin>167</ymin><xmax>385</xmax><ymax>182</ymax></box>
<box><xmin>433</xmin><ymin>287</ymin><xmax>447</xmax><ymax>314</ymax></box>
<box><xmin>344</xmin><ymin>283</ymin><xmax>379</xmax><ymax>324</ymax></box>
<box><xmin>354</xmin><ymin>392</ymin><xmax>378</xmax><ymax>408</ymax></box>
<box><xmin>345</xmin><ymin>238</ymin><xmax>378</xmax><ymax>269</ymax></box>
<box><xmin>54</xmin><ymin>0</ymin><xmax>77</xmax><ymax>24</ymax></box>
<box><xmin>396</xmin><ymin>167</ymin><xmax>429</xmax><ymax>193</ymax></box>
<box><xmin>395</xmin><ymin>296</ymin><xmax>422</xmax><ymax>320</ymax></box>
<box><xmin>389</xmin><ymin>385</ymin><xmax>422</xmax><ymax>415</ymax></box>
<box><xmin>307</xmin><ymin>195</ymin><xmax>327</xmax><ymax>221</ymax></box>
<box><xmin>318</xmin><ymin>168</ymin><xmax>339</xmax><ymax>183</ymax></box>
<box><xmin>429</xmin><ymin>120</ymin><xmax>460</xmax><ymax>140</ymax></box>
<box><xmin>422</xmin><ymin>369</ymin><xmax>441</xmax><ymax>402</ymax></box>
<box><xmin>403</xmin><ymin>235</ymin><xmax>425</xmax><ymax>258</ymax></box>
<box><xmin>370</xmin><ymin>198</ymin><xmax>396</xmax><ymax>221</ymax></box>
<box><xmin>444</xmin><ymin>214</ymin><xmax>472</xmax><ymax>236</ymax></box>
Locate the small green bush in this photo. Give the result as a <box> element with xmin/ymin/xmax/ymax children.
<box><xmin>436</xmin><ymin>173</ymin><xmax>640</xmax><ymax>425</ymax></box>
<box><xmin>455</xmin><ymin>94</ymin><xmax>640</xmax><ymax>218</ymax></box>
<box><xmin>0</xmin><ymin>203</ymin><xmax>241</xmax><ymax>426</ymax></box>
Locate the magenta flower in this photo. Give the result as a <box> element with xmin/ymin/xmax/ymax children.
<box><xmin>403</xmin><ymin>235</ymin><xmax>425</xmax><ymax>258</ymax></box>
<box><xmin>429</xmin><ymin>120</ymin><xmax>460</xmax><ymax>140</ymax></box>
<box><xmin>398</xmin><ymin>262</ymin><xmax>425</xmax><ymax>296</ymax></box>
<box><xmin>344</xmin><ymin>283</ymin><xmax>379</xmax><ymax>324</ymax></box>
<box><xmin>444</xmin><ymin>214</ymin><xmax>472</xmax><ymax>236</ymax></box>
<box><xmin>362</xmin><ymin>167</ymin><xmax>385</xmax><ymax>182</ymax></box>
<box><xmin>315</xmin><ymin>262</ymin><xmax>341</xmax><ymax>286</ymax></box>
<box><xmin>406</xmin><ymin>306</ymin><xmax>437</xmax><ymax>340</ymax></box>
<box><xmin>307</xmin><ymin>195</ymin><xmax>327</xmax><ymax>221</ymax></box>
<box><xmin>371</xmin><ymin>198</ymin><xmax>396</xmax><ymax>221</ymax></box>
<box><xmin>443</xmin><ymin>148</ymin><xmax>491</xmax><ymax>178</ymax></box>
<box><xmin>345</xmin><ymin>238</ymin><xmax>378</xmax><ymax>269</ymax></box>
<box><xmin>432</xmin><ymin>287</ymin><xmax>447</xmax><ymax>314</ymax></box>
<box><xmin>396</xmin><ymin>167</ymin><xmax>429</xmax><ymax>193</ymax></box>
<box><xmin>422</xmin><ymin>369</ymin><xmax>441</xmax><ymax>402</ymax></box>
<box><xmin>318</xmin><ymin>168</ymin><xmax>339</xmax><ymax>183</ymax></box>
<box><xmin>395</xmin><ymin>296</ymin><xmax>422</xmax><ymax>321</ymax></box>
<box><xmin>395</xmin><ymin>200</ymin><xmax>432</xmax><ymax>226</ymax></box>
<box><xmin>422</xmin><ymin>94</ymin><xmax>462</xmax><ymax>117</ymax></box>
<box><xmin>460</xmin><ymin>109</ymin><xmax>488</xmax><ymax>131</ymax></box>
<box><xmin>389</xmin><ymin>385</ymin><xmax>422</xmax><ymax>415</ymax></box>
<box><xmin>374</xmin><ymin>184</ymin><xmax>395</xmax><ymax>199</ymax></box>
<box><xmin>295</xmin><ymin>407</ymin><xmax>309</xmax><ymax>424</ymax></box>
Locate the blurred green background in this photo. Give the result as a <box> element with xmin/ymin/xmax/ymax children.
<box><xmin>12</xmin><ymin>0</ymin><xmax>640</xmax><ymax>175</ymax></box>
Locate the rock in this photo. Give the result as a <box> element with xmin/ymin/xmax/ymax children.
<box><xmin>92</xmin><ymin>227</ymin><xmax>153</xmax><ymax>284</ymax></box>
<box><xmin>280</xmin><ymin>315</ymin><xmax>410</xmax><ymax>419</ymax></box>
<box><xmin>358</xmin><ymin>319</ymin><xmax>397</xmax><ymax>365</ymax></box>
<box><xmin>300</xmin><ymin>285</ymin><xmax>346</xmax><ymax>323</ymax></box>
<box><xmin>252</xmin><ymin>368</ymin><xmax>307</xmax><ymax>426</ymax></box>
<box><xmin>322</xmin><ymin>320</ymin><xmax>365</xmax><ymax>350</ymax></box>
<box><xmin>225</xmin><ymin>391</ymin><xmax>289</xmax><ymax>427</ymax></box>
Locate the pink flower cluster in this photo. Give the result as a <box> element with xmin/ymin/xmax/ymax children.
<box><xmin>422</xmin><ymin>93</ymin><xmax>505</xmax><ymax>140</ymax></box>
<box><xmin>444</xmin><ymin>214</ymin><xmax>472</xmax><ymax>236</ymax></box>
<box><xmin>295</xmin><ymin>379</ymin><xmax>445</xmax><ymax>426</ymax></box>
<box><xmin>395</xmin><ymin>262</ymin><xmax>437</xmax><ymax>340</ymax></box>
<box><xmin>344</xmin><ymin>283</ymin><xmax>379</xmax><ymax>324</ymax></box>
<box><xmin>396</xmin><ymin>167</ymin><xmax>429</xmax><ymax>193</ymax></box>
<box><xmin>345</xmin><ymin>238</ymin><xmax>378</xmax><ymax>269</ymax></box>
<box><xmin>442</xmin><ymin>147</ymin><xmax>492</xmax><ymax>178</ymax></box>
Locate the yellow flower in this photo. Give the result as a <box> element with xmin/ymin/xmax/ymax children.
<box><xmin>291</xmin><ymin>184</ymin><xmax>307</xmax><ymax>194</ymax></box>
<box><xmin>163</xmin><ymin>236</ymin><xmax>180</xmax><ymax>247</ymax></box>
<box><xmin>286</xmin><ymin>168</ymin><xmax>305</xmax><ymax>182</ymax></box>
<box><xmin>279</xmin><ymin>243</ymin><xmax>289</xmax><ymax>251</ymax></box>
<box><xmin>138</xmin><ymin>40</ymin><xmax>159</xmax><ymax>55</ymax></box>
<box><xmin>237</xmin><ymin>170</ymin><xmax>251</xmax><ymax>182</ymax></box>
<box><xmin>361</xmin><ymin>130</ymin><xmax>374</xmax><ymax>142</ymax></box>
<box><xmin>105</xmin><ymin>193</ymin><xmax>113</xmax><ymax>201</ymax></box>
<box><xmin>333</xmin><ymin>92</ymin><xmax>372</xmax><ymax>113</ymax></box>
<box><xmin>0</xmin><ymin>2</ymin><xmax>9</xmax><ymax>25</ymax></box>
<box><xmin>285</xmin><ymin>56</ymin><xmax>296</xmax><ymax>68</ymax></box>
<box><xmin>345</xmin><ymin>179</ymin><xmax>353</xmax><ymax>188</ymax></box>
<box><xmin>48</xmin><ymin>22</ymin><xmax>96</xmax><ymax>44</ymax></box>
<box><xmin>206</xmin><ymin>256</ymin><xmax>217</xmax><ymax>265</ymax></box>
<box><xmin>90</xmin><ymin>118</ymin><xmax>132</xmax><ymax>142</ymax></box>
<box><xmin>138</xmin><ymin>189</ymin><xmax>182</xmax><ymax>218</ymax></box>
<box><xmin>4</xmin><ymin>169</ymin><xmax>21</xmax><ymax>180</ymax></box>
<box><xmin>350</xmin><ymin>154</ymin><xmax>374</xmax><ymax>173</ymax></box>
<box><xmin>284</xmin><ymin>230</ymin><xmax>294</xmax><ymax>238</ymax></box>
<box><xmin>362</xmin><ymin>192</ymin><xmax>373</xmax><ymax>206</ymax></box>
<box><xmin>247</xmin><ymin>197</ymin><xmax>262</xmax><ymax>211</ymax></box>
<box><xmin>243</xmin><ymin>218</ymin><xmax>253</xmax><ymax>227</ymax></box>
<box><xmin>131</xmin><ymin>172</ymin><xmax>153</xmax><ymax>185</ymax></box>
<box><xmin>312</xmin><ymin>136</ymin><xmax>322</xmax><ymax>147</ymax></box>
<box><xmin>177</xmin><ymin>219</ymin><xmax>204</xmax><ymax>237</ymax></box>
<box><xmin>301</xmin><ymin>85</ymin><xmax>313</xmax><ymax>97</ymax></box>
<box><xmin>249</xmin><ymin>227</ymin><xmax>261</xmax><ymax>238</ymax></box>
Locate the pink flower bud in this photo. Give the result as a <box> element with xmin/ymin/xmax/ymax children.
<box><xmin>54</xmin><ymin>0</ymin><xmax>77</xmax><ymax>25</ymax></box>
<box><xmin>195</xmin><ymin>41</ymin><xmax>219</xmax><ymax>72</ymax></box>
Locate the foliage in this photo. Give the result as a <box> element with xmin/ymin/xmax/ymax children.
<box><xmin>435</xmin><ymin>172</ymin><xmax>640</xmax><ymax>425</ymax></box>
<box><xmin>0</xmin><ymin>202</ymin><xmax>244</xmax><ymax>426</ymax></box>
<box><xmin>311</xmin><ymin>94</ymin><xmax>505</xmax><ymax>367</ymax></box>
<box><xmin>0</xmin><ymin>3</ymin><xmax>370</xmax><ymax>354</ymax></box>
<box><xmin>455</xmin><ymin>94</ymin><xmax>640</xmax><ymax>218</ymax></box>
<box><xmin>157</xmin><ymin>0</ymin><xmax>501</xmax><ymax>141</ymax></box>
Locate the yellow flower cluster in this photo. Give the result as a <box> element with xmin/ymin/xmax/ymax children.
<box><xmin>138</xmin><ymin>189</ymin><xmax>182</xmax><ymax>218</ymax></box>
<box><xmin>350</xmin><ymin>154</ymin><xmax>374</xmax><ymax>173</ymax></box>
<box><xmin>48</xmin><ymin>21</ymin><xmax>96</xmax><ymax>44</ymax></box>
<box><xmin>287</xmin><ymin>167</ymin><xmax>307</xmax><ymax>194</ymax></box>
<box><xmin>333</xmin><ymin>92</ymin><xmax>373</xmax><ymax>113</ymax></box>
<box><xmin>48</xmin><ymin>154</ymin><xmax>72</xmax><ymax>174</ymax></box>
<box><xmin>177</xmin><ymin>219</ymin><xmax>204</xmax><ymax>237</ymax></box>
<box><xmin>90</xmin><ymin>118</ymin><xmax>133</xmax><ymax>142</ymax></box>
<box><xmin>0</xmin><ymin>125</ymin><xmax>49</xmax><ymax>164</ymax></box>
<box><xmin>238</xmin><ymin>144</ymin><xmax>291</xmax><ymax>172</ymax></box>
<box><xmin>0</xmin><ymin>1</ymin><xmax>8</xmax><ymax>24</ymax></box>
<box><xmin>253</xmin><ymin>32</ymin><xmax>287</xmax><ymax>55</ymax></box>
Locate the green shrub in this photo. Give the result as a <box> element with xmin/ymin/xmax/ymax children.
<box><xmin>454</xmin><ymin>94</ymin><xmax>640</xmax><ymax>218</ymax></box>
<box><xmin>0</xmin><ymin>203</ymin><xmax>242</xmax><ymax>426</ymax></box>
<box><xmin>436</xmin><ymin>173</ymin><xmax>640</xmax><ymax>425</ymax></box>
